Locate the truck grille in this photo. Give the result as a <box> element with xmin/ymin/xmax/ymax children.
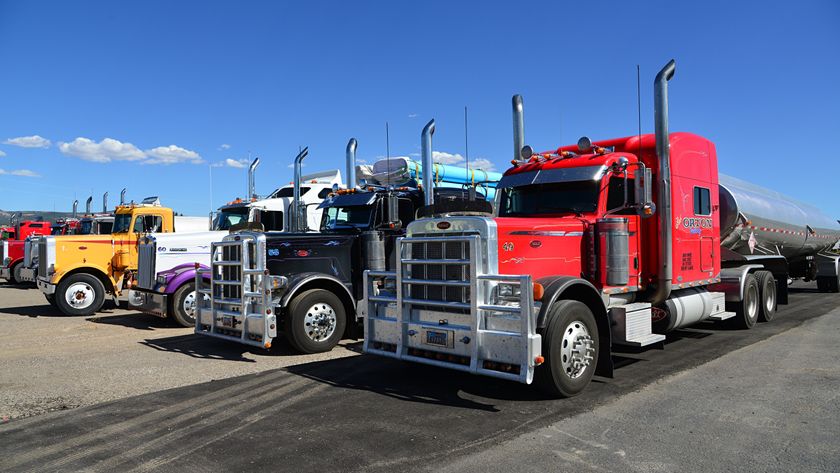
<box><xmin>404</xmin><ymin>233</ymin><xmax>474</xmax><ymax>312</ymax></box>
<box><xmin>23</xmin><ymin>239</ymin><xmax>32</xmax><ymax>267</ymax></box>
<box><xmin>221</xmin><ymin>245</ymin><xmax>243</xmax><ymax>299</ymax></box>
<box><xmin>38</xmin><ymin>240</ymin><xmax>47</xmax><ymax>278</ymax></box>
<box><xmin>137</xmin><ymin>242</ymin><xmax>156</xmax><ymax>289</ymax></box>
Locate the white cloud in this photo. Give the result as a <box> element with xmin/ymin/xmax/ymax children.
<box><xmin>224</xmin><ymin>158</ymin><xmax>249</xmax><ymax>168</ymax></box>
<box><xmin>59</xmin><ymin>137</ymin><xmax>145</xmax><ymax>163</ymax></box>
<box><xmin>0</xmin><ymin>150</ymin><xmax>6</xmax><ymax>157</ymax></box>
<box><xmin>469</xmin><ymin>158</ymin><xmax>496</xmax><ymax>171</ymax></box>
<box><xmin>144</xmin><ymin>145</ymin><xmax>204</xmax><ymax>165</ymax></box>
<box><xmin>219</xmin><ymin>143</ymin><xmax>231</xmax><ymax>150</ymax></box>
<box><xmin>432</xmin><ymin>151</ymin><xmax>465</xmax><ymax>165</ymax></box>
<box><xmin>287</xmin><ymin>162</ymin><xmax>307</xmax><ymax>169</ymax></box>
<box><xmin>408</xmin><ymin>113</ymin><xmax>418</xmax><ymax>118</ymax></box>
<box><xmin>4</xmin><ymin>135</ymin><xmax>51</xmax><ymax>148</ymax></box>
<box><xmin>0</xmin><ymin>168</ymin><xmax>40</xmax><ymax>177</ymax></box>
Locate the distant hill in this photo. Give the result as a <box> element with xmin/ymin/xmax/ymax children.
<box><xmin>0</xmin><ymin>209</ymin><xmax>75</xmax><ymax>226</ymax></box>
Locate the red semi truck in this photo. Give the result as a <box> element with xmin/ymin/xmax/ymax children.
<box><xmin>1</xmin><ymin>219</ymin><xmax>53</xmax><ymax>284</ymax></box>
<box><xmin>362</xmin><ymin>60</ymin><xmax>840</xmax><ymax>397</ymax></box>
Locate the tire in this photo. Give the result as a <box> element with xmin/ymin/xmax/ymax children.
<box><xmin>45</xmin><ymin>293</ymin><xmax>56</xmax><ymax>307</ymax></box>
<box><xmin>535</xmin><ymin>300</ymin><xmax>599</xmax><ymax>398</ymax></box>
<box><xmin>284</xmin><ymin>289</ymin><xmax>347</xmax><ymax>354</ymax></box>
<box><xmin>11</xmin><ymin>263</ymin><xmax>24</xmax><ymax>284</ymax></box>
<box><xmin>754</xmin><ymin>271</ymin><xmax>777</xmax><ymax>322</ymax></box>
<box><xmin>55</xmin><ymin>273</ymin><xmax>106</xmax><ymax>316</ymax></box>
<box><xmin>171</xmin><ymin>282</ymin><xmax>202</xmax><ymax>327</ymax></box>
<box><xmin>817</xmin><ymin>275</ymin><xmax>839</xmax><ymax>293</ymax></box>
<box><xmin>728</xmin><ymin>274</ymin><xmax>760</xmax><ymax>329</ymax></box>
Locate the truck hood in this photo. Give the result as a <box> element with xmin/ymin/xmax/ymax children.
<box><xmin>264</xmin><ymin>233</ymin><xmax>357</xmax><ymax>283</ymax></box>
<box><xmin>495</xmin><ymin>216</ymin><xmax>588</xmax><ymax>280</ymax></box>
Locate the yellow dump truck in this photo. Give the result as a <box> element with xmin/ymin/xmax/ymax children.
<box><xmin>36</xmin><ymin>197</ymin><xmax>207</xmax><ymax>316</ymax></box>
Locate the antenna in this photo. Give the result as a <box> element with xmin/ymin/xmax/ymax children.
<box><xmin>465</xmin><ymin>106</ymin><xmax>475</xmax><ymax>201</ymax></box>
<box><xmin>637</xmin><ymin>64</ymin><xmax>642</xmax><ymax>158</ymax></box>
<box><xmin>385</xmin><ymin>122</ymin><xmax>391</xmax><ymax>184</ymax></box>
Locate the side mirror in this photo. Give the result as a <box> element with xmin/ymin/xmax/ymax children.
<box><xmin>383</xmin><ymin>193</ymin><xmax>402</xmax><ymax>230</ymax></box>
<box><xmin>634</xmin><ymin>167</ymin><xmax>655</xmax><ymax>218</ymax></box>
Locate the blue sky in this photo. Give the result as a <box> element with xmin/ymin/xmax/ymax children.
<box><xmin>1</xmin><ymin>0</ymin><xmax>839</xmax><ymax>218</ymax></box>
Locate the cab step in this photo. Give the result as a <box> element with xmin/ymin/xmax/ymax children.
<box><xmin>609</xmin><ymin>302</ymin><xmax>666</xmax><ymax>347</ymax></box>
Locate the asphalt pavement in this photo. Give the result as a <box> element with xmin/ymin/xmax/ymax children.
<box><xmin>0</xmin><ymin>283</ymin><xmax>838</xmax><ymax>472</ymax></box>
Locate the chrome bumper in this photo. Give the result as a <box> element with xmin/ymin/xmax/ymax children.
<box><xmin>19</xmin><ymin>267</ymin><xmax>36</xmax><ymax>283</ymax></box>
<box><xmin>127</xmin><ymin>288</ymin><xmax>170</xmax><ymax>319</ymax></box>
<box><xmin>37</xmin><ymin>277</ymin><xmax>55</xmax><ymax>295</ymax></box>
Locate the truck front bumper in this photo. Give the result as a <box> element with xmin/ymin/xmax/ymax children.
<box><xmin>37</xmin><ymin>277</ymin><xmax>56</xmax><ymax>295</ymax></box>
<box><xmin>127</xmin><ymin>288</ymin><xmax>170</xmax><ymax>319</ymax></box>
<box><xmin>0</xmin><ymin>267</ymin><xmax>10</xmax><ymax>280</ymax></box>
<box><xmin>19</xmin><ymin>267</ymin><xmax>36</xmax><ymax>283</ymax></box>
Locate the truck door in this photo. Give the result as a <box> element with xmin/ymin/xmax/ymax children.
<box><xmin>129</xmin><ymin>214</ymin><xmax>162</xmax><ymax>268</ymax></box>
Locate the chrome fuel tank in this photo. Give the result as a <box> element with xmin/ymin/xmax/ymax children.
<box><xmin>718</xmin><ymin>174</ymin><xmax>840</xmax><ymax>259</ymax></box>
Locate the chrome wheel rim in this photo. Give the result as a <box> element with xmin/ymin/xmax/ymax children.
<box><xmin>764</xmin><ymin>282</ymin><xmax>776</xmax><ymax>314</ymax></box>
<box><xmin>183</xmin><ymin>291</ymin><xmax>197</xmax><ymax>317</ymax></box>
<box><xmin>303</xmin><ymin>302</ymin><xmax>337</xmax><ymax>342</ymax></box>
<box><xmin>65</xmin><ymin>282</ymin><xmax>95</xmax><ymax>309</ymax></box>
<box><xmin>746</xmin><ymin>284</ymin><xmax>759</xmax><ymax>321</ymax></box>
<box><xmin>560</xmin><ymin>320</ymin><xmax>595</xmax><ymax>379</ymax></box>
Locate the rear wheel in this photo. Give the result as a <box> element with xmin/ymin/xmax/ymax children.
<box><xmin>170</xmin><ymin>282</ymin><xmax>203</xmax><ymax>327</ymax></box>
<box><xmin>536</xmin><ymin>300</ymin><xmax>598</xmax><ymax>398</ymax></box>
<box><xmin>755</xmin><ymin>271</ymin><xmax>777</xmax><ymax>322</ymax></box>
<box><xmin>285</xmin><ymin>289</ymin><xmax>346</xmax><ymax>354</ymax></box>
<box><xmin>728</xmin><ymin>274</ymin><xmax>759</xmax><ymax>329</ymax></box>
<box><xmin>55</xmin><ymin>273</ymin><xmax>106</xmax><ymax>316</ymax></box>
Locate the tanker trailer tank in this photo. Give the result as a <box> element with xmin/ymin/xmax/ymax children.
<box><xmin>718</xmin><ymin>174</ymin><xmax>840</xmax><ymax>261</ymax></box>
<box><xmin>369</xmin><ymin>157</ymin><xmax>502</xmax><ymax>200</ymax></box>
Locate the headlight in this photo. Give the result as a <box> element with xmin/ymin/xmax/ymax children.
<box><xmin>496</xmin><ymin>283</ymin><xmax>521</xmax><ymax>300</ymax></box>
<box><xmin>268</xmin><ymin>275</ymin><xmax>288</xmax><ymax>289</ymax></box>
<box><xmin>157</xmin><ymin>275</ymin><xmax>168</xmax><ymax>285</ymax></box>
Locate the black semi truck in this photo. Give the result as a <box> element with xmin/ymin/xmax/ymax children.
<box><xmin>195</xmin><ymin>121</ymin><xmax>496</xmax><ymax>353</ymax></box>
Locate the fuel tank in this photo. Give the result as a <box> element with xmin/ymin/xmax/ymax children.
<box><xmin>718</xmin><ymin>174</ymin><xmax>840</xmax><ymax>259</ymax></box>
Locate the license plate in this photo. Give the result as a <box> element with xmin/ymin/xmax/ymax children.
<box><xmin>221</xmin><ymin>315</ymin><xmax>235</xmax><ymax>328</ymax></box>
<box><xmin>424</xmin><ymin>329</ymin><xmax>452</xmax><ymax>348</ymax></box>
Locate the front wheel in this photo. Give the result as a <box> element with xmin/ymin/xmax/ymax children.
<box><xmin>284</xmin><ymin>289</ymin><xmax>347</xmax><ymax>354</ymax></box>
<box><xmin>170</xmin><ymin>282</ymin><xmax>204</xmax><ymax>327</ymax></box>
<box><xmin>11</xmin><ymin>263</ymin><xmax>24</xmax><ymax>284</ymax></box>
<box><xmin>55</xmin><ymin>273</ymin><xmax>106</xmax><ymax>316</ymax></box>
<box><xmin>535</xmin><ymin>300</ymin><xmax>599</xmax><ymax>398</ymax></box>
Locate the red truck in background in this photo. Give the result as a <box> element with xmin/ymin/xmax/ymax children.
<box><xmin>1</xmin><ymin>218</ymin><xmax>53</xmax><ymax>284</ymax></box>
<box><xmin>362</xmin><ymin>59</ymin><xmax>840</xmax><ymax>398</ymax></box>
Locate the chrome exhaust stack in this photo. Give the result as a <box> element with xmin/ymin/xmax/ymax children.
<box><xmin>651</xmin><ymin>59</ymin><xmax>676</xmax><ymax>305</ymax></box>
<box><xmin>72</xmin><ymin>200</ymin><xmax>78</xmax><ymax>219</ymax></box>
<box><xmin>102</xmin><ymin>192</ymin><xmax>108</xmax><ymax>213</ymax></box>
<box><xmin>248</xmin><ymin>157</ymin><xmax>260</xmax><ymax>200</ymax></box>
<box><xmin>421</xmin><ymin>119</ymin><xmax>436</xmax><ymax>207</ymax></box>
<box><xmin>291</xmin><ymin>147</ymin><xmax>309</xmax><ymax>232</ymax></box>
<box><xmin>85</xmin><ymin>196</ymin><xmax>92</xmax><ymax>215</ymax></box>
<box><xmin>512</xmin><ymin>94</ymin><xmax>525</xmax><ymax>161</ymax></box>
<box><xmin>346</xmin><ymin>138</ymin><xmax>358</xmax><ymax>189</ymax></box>
<box><xmin>120</xmin><ymin>188</ymin><xmax>126</xmax><ymax>205</ymax></box>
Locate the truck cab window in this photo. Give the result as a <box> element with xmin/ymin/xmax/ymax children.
<box><xmin>318</xmin><ymin>188</ymin><xmax>332</xmax><ymax>199</ymax></box>
<box><xmin>693</xmin><ymin>187</ymin><xmax>711</xmax><ymax>215</ymax></box>
<box><xmin>134</xmin><ymin>215</ymin><xmax>162</xmax><ymax>233</ymax></box>
<box><xmin>606</xmin><ymin>176</ymin><xmax>636</xmax><ymax>215</ymax></box>
<box><xmin>259</xmin><ymin>210</ymin><xmax>284</xmax><ymax>231</ymax></box>
<box><xmin>499</xmin><ymin>181</ymin><xmax>599</xmax><ymax>217</ymax></box>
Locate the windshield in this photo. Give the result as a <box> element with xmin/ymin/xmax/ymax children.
<box><xmin>112</xmin><ymin>214</ymin><xmax>132</xmax><ymax>233</ymax></box>
<box><xmin>78</xmin><ymin>220</ymin><xmax>94</xmax><ymax>235</ymax></box>
<box><xmin>213</xmin><ymin>207</ymin><xmax>250</xmax><ymax>230</ymax></box>
<box><xmin>321</xmin><ymin>206</ymin><xmax>374</xmax><ymax>231</ymax></box>
<box><xmin>499</xmin><ymin>181</ymin><xmax>600</xmax><ymax>216</ymax></box>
